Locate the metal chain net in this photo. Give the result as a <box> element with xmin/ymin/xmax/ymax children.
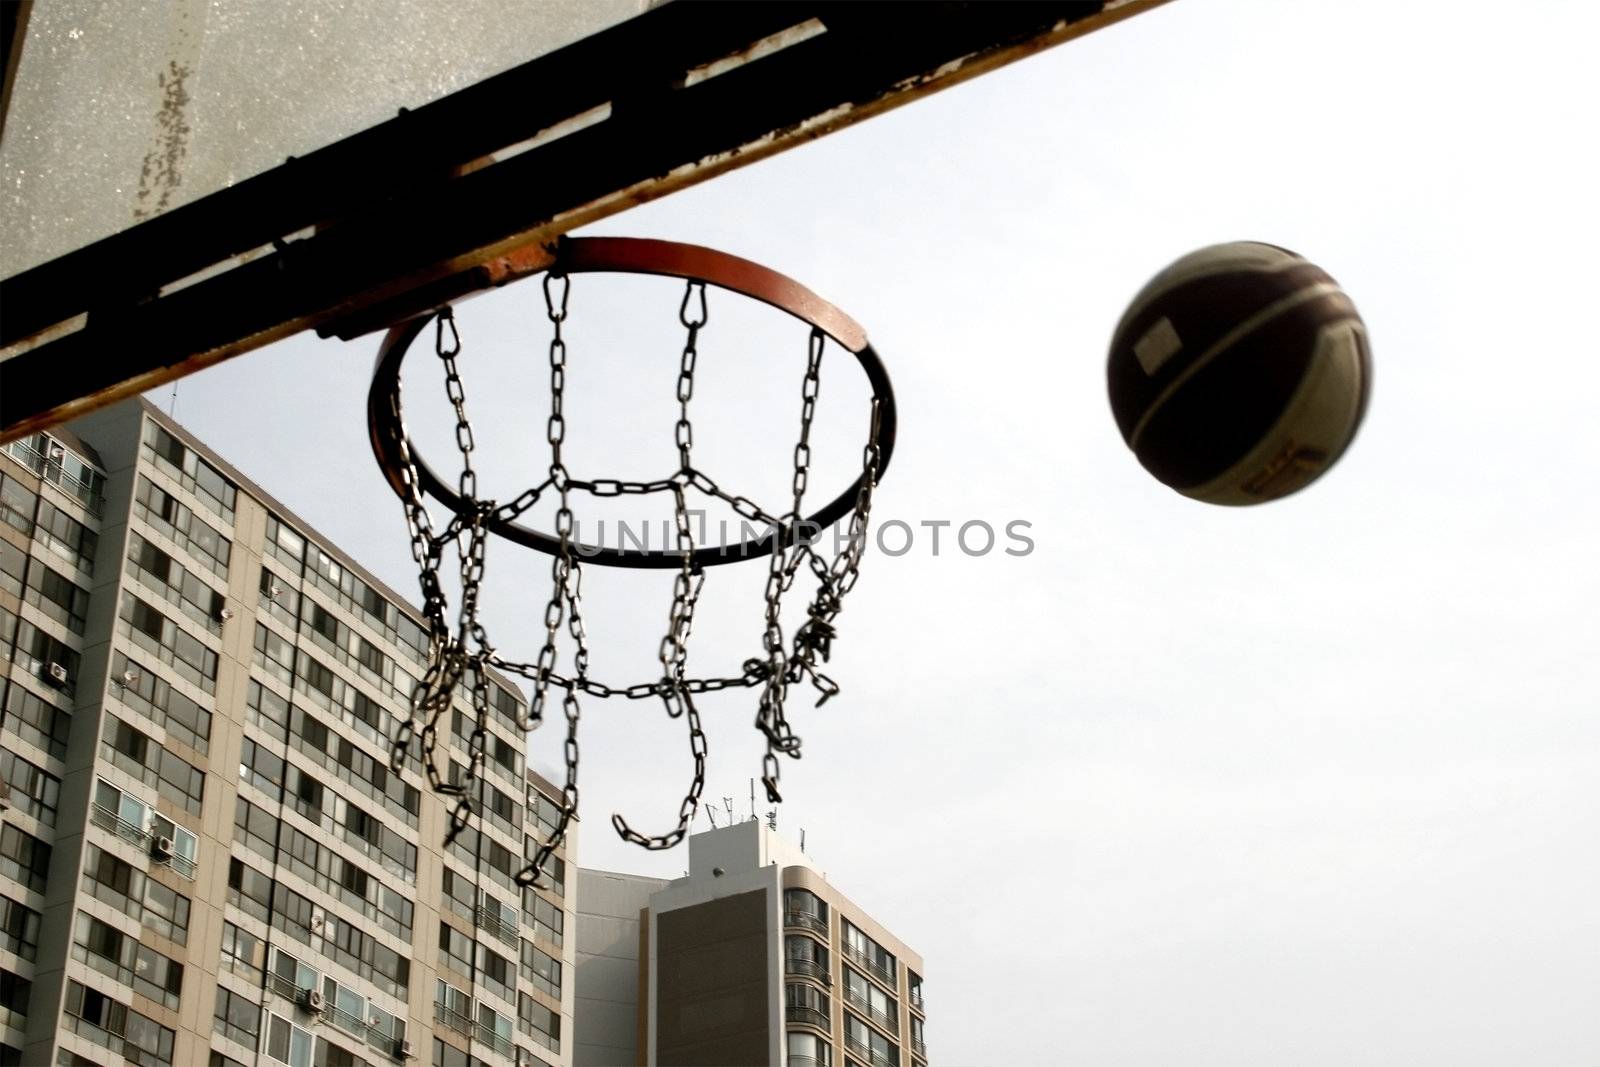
<box><xmin>388</xmin><ymin>275</ymin><xmax>882</xmax><ymax>888</ymax></box>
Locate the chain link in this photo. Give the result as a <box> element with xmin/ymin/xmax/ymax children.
<box><xmin>390</xmin><ymin>277</ymin><xmax>882</xmax><ymax>875</ymax></box>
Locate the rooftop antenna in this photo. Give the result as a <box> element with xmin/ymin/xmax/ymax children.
<box><xmin>800</xmin><ymin>829</ymin><xmax>806</xmax><ymax>852</ymax></box>
<box><xmin>705</xmin><ymin>805</ymin><xmax>719</xmax><ymax>829</ymax></box>
<box><xmin>723</xmin><ymin>797</ymin><xmax>735</xmax><ymax>823</ymax></box>
<box><xmin>749</xmin><ymin>779</ymin><xmax>756</xmax><ymax>822</ymax></box>
<box><xmin>765</xmin><ymin>810</ymin><xmax>777</xmax><ymax>830</ymax></box>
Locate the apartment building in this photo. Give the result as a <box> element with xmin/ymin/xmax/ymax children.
<box><xmin>0</xmin><ymin>399</ymin><xmax>576</xmax><ymax>1067</ymax></box>
<box><xmin>575</xmin><ymin>822</ymin><xmax>927</xmax><ymax>1067</ymax></box>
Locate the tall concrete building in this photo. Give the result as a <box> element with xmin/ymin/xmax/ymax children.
<box><xmin>0</xmin><ymin>400</ymin><xmax>577</xmax><ymax>1067</ymax></box>
<box><xmin>575</xmin><ymin>823</ymin><xmax>927</xmax><ymax>1067</ymax></box>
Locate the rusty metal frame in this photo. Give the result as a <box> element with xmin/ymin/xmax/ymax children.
<box><xmin>0</xmin><ymin>0</ymin><xmax>1167</xmax><ymax>441</ymax></box>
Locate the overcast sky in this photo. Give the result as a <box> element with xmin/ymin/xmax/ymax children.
<box><xmin>144</xmin><ymin>1</ymin><xmax>1598</xmax><ymax>1063</ymax></box>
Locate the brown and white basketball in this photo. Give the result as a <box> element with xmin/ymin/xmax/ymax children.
<box><xmin>1106</xmin><ymin>241</ymin><xmax>1371</xmax><ymax>505</ymax></box>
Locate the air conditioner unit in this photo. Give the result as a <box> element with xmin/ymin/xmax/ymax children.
<box><xmin>121</xmin><ymin>669</ymin><xmax>140</xmax><ymax>686</ymax></box>
<box><xmin>309</xmin><ymin>913</ymin><xmax>325</xmax><ymax>930</ymax></box>
<box><xmin>217</xmin><ymin>606</ymin><xmax>234</xmax><ymax>621</ymax></box>
<box><xmin>367</xmin><ymin>1015</ymin><xmax>383</xmax><ymax>1030</ymax></box>
<box><xmin>392</xmin><ymin>1039</ymin><xmax>414</xmax><ymax>1061</ymax></box>
<box><xmin>48</xmin><ymin>444</ymin><xmax>65</xmax><ymax>461</ymax></box>
<box><xmin>268</xmin><ymin>583</ymin><xmax>283</xmax><ymax>598</ymax></box>
<box><xmin>151</xmin><ymin>836</ymin><xmax>175</xmax><ymax>861</ymax></box>
<box><xmin>45</xmin><ymin>661</ymin><xmax>69</xmax><ymax>686</ymax></box>
<box><xmin>299</xmin><ymin>987</ymin><xmax>326</xmax><ymax>1014</ymax></box>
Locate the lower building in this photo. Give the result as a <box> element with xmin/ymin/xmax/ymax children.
<box><xmin>576</xmin><ymin>823</ymin><xmax>927</xmax><ymax>1067</ymax></box>
<box><xmin>1</xmin><ymin>401</ymin><xmax>578</xmax><ymax>1067</ymax></box>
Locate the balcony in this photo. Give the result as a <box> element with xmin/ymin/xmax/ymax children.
<box><xmin>475</xmin><ymin>903</ymin><xmax>520</xmax><ymax>945</ymax></box>
<box><xmin>785</xmin><ymin>957</ymin><xmax>829</xmax><ymax>982</ymax></box>
<box><xmin>476</xmin><ymin>1022</ymin><xmax>514</xmax><ymax>1056</ymax></box>
<box><xmin>786</xmin><ymin>1005</ymin><xmax>830</xmax><ymax>1031</ymax></box>
<box><xmin>843</xmin><ymin>988</ymin><xmax>897</xmax><ymax>1034</ymax></box>
<box><xmin>91</xmin><ymin>804</ymin><xmax>149</xmax><ymax>848</ymax></box>
<box><xmin>784</xmin><ymin>908</ymin><xmax>829</xmax><ymax>936</ymax></box>
<box><xmin>433</xmin><ymin>1002</ymin><xmax>474</xmax><ymax>1038</ymax></box>
<box><xmin>842</xmin><ymin>942</ymin><xmax>896</xmax><ymax>988</ymax></box>
<box><xmin>845</xmin><ymin>1034</ymin><xmax>900</xmax><ymax>1067</ymax></box>
<box><xmin>912</xmin><ymin>1036</ymin><xmax>927</xmax><ymax>1060</ymax></box>
<box><xmin>909</xmin><ymin>990</ymin><xmax>925</xmax><ymax>1015</ymax></box>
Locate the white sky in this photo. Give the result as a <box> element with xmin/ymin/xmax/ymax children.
<box><xmin>146</xmin><ymin>1</ymin><xmax>1598</xmax><ymax>1063</ymax></box>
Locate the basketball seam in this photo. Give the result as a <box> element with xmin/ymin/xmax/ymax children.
<box><xmin>1127</xmin><ymin>281</ymin><xmax>1348</xmax><ymax>451</ymax></box>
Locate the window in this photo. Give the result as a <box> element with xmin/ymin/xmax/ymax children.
<box><xmin>439</xmin><ymin>922</ymin><xmax>474</xmax><ymax>974</ymax></box>
<box><xmin>2</xmin><ymin>680</ymin><xmax>72</xmax><ymax>760</ymax></box>
<box><xmin>247</xmin><ymin>679</ymin><xmax>291</xmax><ymax>731</ymax></box>
<box><xmin>265</xmin><ymin>513</ymin><xmax>305</xmax><ymax>564</ymax></box>
<box><xmin>909</xmin><ymin>1014</ymin><xmax>925</xmax><ymax>1057</ymax></box>
<box><xmin>72</xmin><ymin>911</ymin><xmax>185</xmax><ymax>1008</ymax></box>
<box><xmin>213</xmin><ymin>986</ymin><xmax>261</xmax><ymax>1046</ymax></box>
<box><xmin>127</xmin><ymin>532</ymin><xmax>226</xmax><ymax>633</ymax></box>
<box><xmin>210</xmin><ymin>1052</ymin><xmax>250</xmax><ymax>1067</ymax></box>
<box><xmin>786</xmin><ymin>934</ymin><xmax>830</xmax><ymax>979</ymax></box>
<box><xmin>518</xmin><ymin>995</ymin><xmax>559</xmax><ymax>1050</ymax></box>
<box><xmin>63</xmin><ymin>979</ymin><xmax>175</xmax><ymax>1065</ymax></box>
<box><xmin>145</xmin><ymin>880</ymin><xmax>192</xmax><ymax>944</ymax></box>
<box><xmin>842</xmin><ymin>920</ymin><xmax>898</xmax><ymax>985</ymax></box>
<box><xmin>221</xmin><ymin>920</ymin><xmax>264</xmax><ymax>980</ymax></box>
<box><xmin>524</xmin><ymin>888</ymin><xmax>564</xmax><ymax>948</ymax></box>
<box><xmin>37</xmin><ymin>499</ymin><xmax>98</xmax><ymax>572</ymax></box>
<box><xmin>148</xmin><ymin>812</ymin><xmax>199</xmax><ymax>876</ymax></box>
<box><xmin>111</xmin><ymin>651</ymin><xmax>213</xmax><ymax>754</ymax></box>
<box><xmin>240</xmin><ymin>736</ymin><xmax>286</xmax><ymax>795</ymax></box>
<box><xmin>82</xmin><ymin>843</ymin><xmax>145</xmax><ymax>915</ymax></box>
<box><xmin>228</xmin><ymin>857</ymin><xmax>274</xmax><ymax>923</ymax></box>
<box><xmin>0</xmin><ymin>824</ymin><xmax>50</xmax><ymax>894</ymax></box>
<box><xmin>0</xmin><ymin>471</ymin><xmax>36</xmax><ymax>534</ymax></box>
<box><xmin>521</xmin><ymin>940</ymin><xmax>561</xmax><ymax>1000</ymax></box>
<box><xmin>843</xmin><ymin>967</ymin><xmax>898</xmax><ymax>1033</ymax></box>
<box><xmin>0</xmin><ymin>970</ymin><xmax>30</xmax><ymax>1029</ymax></box>
<box><xmin>788</xmin><ymin>981</ymin><xmax>831</xmax><ymax>1019</ymax></box>
<box><xmin>789</xmin><ymin>1032</ymin><xmax>834</xmax><ymax>1067</ymax></box>
<box><xmin>121</xmin><ymin>592</ymin><xmax>219</xmax><ymax>692</ymax></box>
<box><xmin>254</xmin><ymin>623</ymin><xmax>296</xmax><ymax>685</ymax></box>
<box><xmin>844</xmin><ymin>1013</ymin><xmax>899</xmax><ymax>1067</ymax></box>
<box><xmin>0</xmin><ymin>541</ymin><xmax>26</xmax><ymax>597</ymax></box>
<box><xmin>24</xmin><ymin>559</ymin><xmax>90</xmax><ymax>633</ymax></box>
<box><xmin>0</xmin><ymin>747</ymin><xmax>60</xmax><ymax>824</ymax></box>
<box><xmin>13</xmin><ymin>618</ymin><xmax>81</xmax><ymax>694</ymax></box>
<box><xmin>0</xmin><ymin>896</ymin><xmax>40</xmax><ymax>961</ymax></box>
<box><xmin>263</xmin><ymin>1013</ymin><xmax>314</xmax><ymax>1067</ymax></box>
<box><xmin>143</xmin><ymin>421</ymin><xmax>236</xmax><ymax>521</ymax></box>
<box><xmin>102</xmin><ymin>714</ymin><xmax>206</xmax><ymax>814</ymax></box>
<box><xmin>136</xmin><ymin>475</ymin><xmax>232</xmax><ymax>576</ymax></box>
<box><xmin>785</xmin><ymin>888</ymin><xmax>829</xmax><ymax>932</ymax></box>
<box><xmin>491</xmin><ymin>682</ymin><xmax>522</xmax><ymax>730</ymax></box>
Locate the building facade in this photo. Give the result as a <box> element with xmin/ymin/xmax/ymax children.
<box><xmin>0</xmin><ymin>400</ymin><xmax>576</xmax><ymax>1067</ymax></box>
<box><xmin>575</xmin><ymin>823</ymin><xmax>927</xmax><ymax>1067</ymax></box>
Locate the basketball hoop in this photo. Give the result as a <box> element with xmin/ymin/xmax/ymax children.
<box><xmin>368</xmin><ymin>237</ymin><xmax>897</xmax><ymax>885</ymax></box>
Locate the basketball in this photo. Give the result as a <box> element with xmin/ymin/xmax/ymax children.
<box><xmin>1106</xmin><ymin>241</ymin><xmax>1371</xmax><ymax>505</ymax></box>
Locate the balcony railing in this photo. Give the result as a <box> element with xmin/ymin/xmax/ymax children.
<box><xmin>785</xmin><ymin>957</ymin><xmax>829</xmax><ymax>981</ymax></box>
<box><xmin>91</xmin><ymin>804</ymin><xmax>150</xmax><ymax>847</ymax></box>
<box><xmin>475</xmin><ymin>903</ymin><xmax>520</xmax><ymax>945</ymax></box>
<box><xmin>844</xmin><ymin>1035</ymin><xmax>899</xmax><ymax>1067</ymax></box>
<box><xmin>784</xmin><ymin>909</ymin><xmax>829</xmax><ymax>936</ymax></box>
<box><xmin>909</xmin><ymin>990</ymin><xmax>925</xmax><ymax>1014</ymax></box>
<box><xmin>433</xmin><ymin>1002</ymin><xmax>474</xmax><ymax>1038</ymax></box>
<box><xmin>843</xmin><ymin>942</ymin><xmax>897</xmax><ymax>987</ymax></box>
<box><xmin>786</xmin><ymin>1005</ymin><xmax>830</xmax><ymax>1030</ymax></box>
<box><xmin>912</xmin><ymin>1036</ymin><xmax>927</xmax><ymax>1059</ymax></box>
<box><xmin>477</xmin><ymin>1022</ymin><xmax>514</xmax><ymax>1056</ymax></box>
<box><xmin>843</xmin><ymin>988</ymin><xmax>897</xmax><ymax>1034</ymax></box>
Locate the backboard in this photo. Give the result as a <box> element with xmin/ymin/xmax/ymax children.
<box><xmin>0</xmin><ymin>0</ymin><xmax>1165</xmax><ymax>440</ymax></box>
